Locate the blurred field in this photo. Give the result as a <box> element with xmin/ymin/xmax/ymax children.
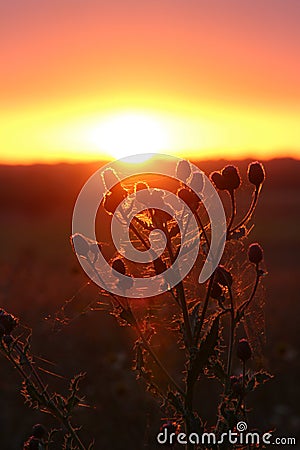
<box><xmin>0</xmin><ymin>158</ymin><xmax>299</xmax><ymax>448</ymax></box>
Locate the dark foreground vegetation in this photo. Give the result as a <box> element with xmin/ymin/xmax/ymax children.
<box><xmin>0</xmin><ymin>158</ymin><xmax>299</xmax><ymax>448</ymax></box>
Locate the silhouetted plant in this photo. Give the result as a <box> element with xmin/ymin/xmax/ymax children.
<box><xmin>0</xmin><ymin>310</ymin><xmax>91</xmax><ymax>449</ymax></box>
<box><xmin>67</xmin><ymin>159</ymin><xmax>271</xmax><ymax>449</ymax></box>
<box><xmin>0</xmin><ymin>159</ymin><xmax>271</xmax><ymax>450</ymax></box>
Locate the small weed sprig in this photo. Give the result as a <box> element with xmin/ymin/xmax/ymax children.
<box><xmin>0</xmin><ymin>310</ymin><xmax>92</xmax><ymax>450</ymax></box>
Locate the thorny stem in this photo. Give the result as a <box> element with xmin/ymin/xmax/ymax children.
<box><xmin>129</xmin><ymin>211</ymin><xmax>181</xmax><ymax>308</ymax></box>
<box><xmin>236</xmin><ymin>264</ymin><xmax>261</xmax><ymax>321</ymax></box>
<box><xmin>122</xmin><ymin>198</ymin><xmax>192</xmax><ymax>350</ymax></box>
<box><xmin>184</xmin><ymin>382</ymin><xmax>196</xmax><ymax>450</ymax></box>
<box><xmin>194</xmin><ymin>274</ymin><xmax>215</xmax><ymax>346</ymax></box>
<box><xmin>227</xmin><ymin>190</ymin><xmax>236</xmax><ymax>231</ymax></box>
<box><xmin>242</xmin><ymin>360</ymin><xmax>247</xmax><ymax>417</ymax></box>
<box><xmin>132</xmin><ymin>209</ymin><xmax>192</xmax><ymax>347</ymax></box>
<box><xmin>153</xmin><ymin>214</ymin><xmax>193</xmax><ymax>349</ymax></box>
<box><xmin>91</xmin><ymin>212</ymin><xmax>186</xmax><ymax>396</ymax></box>
<box><xmin>1</xmin><ymin>344</ymin><xmax>86</xmax><ymax>450</ymax></box>
<box><xmin>102</xmin><ymin>283</ymin><xmax>185</xmax><ymax>398</ymax></box>
<box><xmin>168</xmin><ymin>286</ymin><xmax>179</xmax><ymax>306</ymax></box>
<box><xmin>129</xmin><ymin>219</ymin><xmax>151</xmax><ymax>251</ymax></box>
<box><xmin>242</xmin><ymin>361</ymin><xmax>250</xmax><ymax>450</ymax></box>
<box><xmin>117</xmin><ymin>206</ymin><xmax>151</xmax><ymax>250</ymax></box>
<box><xmin>61</xmin><ymin>418</ymin><xmax>86</xmax><ymax>450</ymax></box>
<box><xmin>15</xmin><ymin>344</ymin><xmax>53</xmax><ymax>402</ymax></box>
<box><xmin>226</xmin><ymin>286</ymin><xmax>235</xmax><ymax>382</ymax></box>
<box><xmin>134</xmin><ymin>322</ymin><xmax>185</xmax><ymax>397</ymax></box>
<box><xmin>176</xmin><ymin>282</ymin><xmax>193</xmax><ymax>349</ymax></box>
<box><xmin>195</xmin><ymin>210</ymin><xmax>210</xmax><ymax>250</ymax></box>
<box><xmin>230</xmin><ymin>187</ymin><xmax>260</xmax><ymax>233</ymax></box>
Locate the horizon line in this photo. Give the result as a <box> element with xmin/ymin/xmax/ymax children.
<box><xmin>1</xmin><ymin>154</ymin><xmax>300</xmax><ymax>167</ymax></box>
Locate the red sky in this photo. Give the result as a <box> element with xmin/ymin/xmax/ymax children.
<box><xmin>1</xmin><ymin>0</ymin><xmax>300</xmax><ymax>163</ymax></box>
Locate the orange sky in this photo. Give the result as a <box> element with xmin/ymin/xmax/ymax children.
<box><xmin>1</xmin><ymin>0</ymin><xmax>300</xmax><ymax>163</ymax></box>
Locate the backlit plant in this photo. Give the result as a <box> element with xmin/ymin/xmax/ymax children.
<box><xmin>0</xmin><ymin>159</ymin><xmax>271</xmax><ymax>449</ymax></box>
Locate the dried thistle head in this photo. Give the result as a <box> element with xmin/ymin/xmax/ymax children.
<box><xmin>102</xmin><ymin>167</ymin><xmax>120</xmax><ymax>191</ymax></box>
<box><xmin>221</xmin><ymin>165</ymin><xmax>241</xmax><ymax>191</ymax></box>
<box><xmin>103</xmin><ymin>184</ymin><xmax>127</xmax><ymax>215</ymax></box>
<box><xmin>237</xmin><ymin>338</ymin><xmax>252</xmax><ymax>362</ymax></box>
<box><xmin>112</xmin><ymin>258</ymin><xmax>126</xmax><ymax>275</ymax></box>
<box><xmin>189</xmin><ymin>171</ymin><xmax>204</xmax><ymax>194</ymax></box>
<box><xmin>176</xmin><ymin>159</ymin><xmax>192</xmax><ymax>183</ymax></box>
<box><xmin>177</xmin><ymin>187</ymin><xmax>200</xmax><ymax>213</ymax></box>
<box><xmin>210</xmin><ymin>171</ymin><xmax>226</xmax><ymax>190</ymax></box>
<box><xmin>215</xmin><ymin>266</ymin><xmax>233</xmax><ymax>288</ymax></box>
<box><xmin>211</xmin><ymin>165</ymin><xmax>241</xmax><ymax>192</ymax></box>
<box><xmin>71</xmin><ymin>233</ymin><xmax>90</xmax><ymax>258</ymax></box>
<box><xmin>248</xmin><ymin>243</ymin><xmax>264</xmax><ymax>264</ymax></box>
<box><xmin>248</xmin><ymin>161</ymin><xmax>265</xmax><ymax>188</ymax></box>
<box><xmin>0</xmin><ymin>309</ymin><xmax>18</xmax><ymax>337</ymax></box>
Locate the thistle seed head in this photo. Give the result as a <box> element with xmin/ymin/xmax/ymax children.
<box><xmin>102</xmin><ymin>168</ymin><xmax>120</xmax><ymax>191</ymax></box>
<box><xmin>177</xmin><ymin>187</ymin><xmax>200</xmax><ymax>213</ymax></box>
<box><xmin>248</xmin><ymin>161</ymin><xmax>265</xmax><ymax>188</ymax></box>
<box><xmin>71</xmin><ymin>234</ymin><xmax>90</xmax><ymax>258</ymax></box>
<box><xmin>190</xmin><ymin>171</ymin><xmax>204</xmax><ymax>194</ymax></box>
<box><xmin>176</xmin><ymin>159</ymin><xmax>192</xmax><ymax>183</ymax></box>
<box><xmin>112</xmin><ymin>259</ymin><xmax>126</xmax><ymax>276</ymax></box>
<box><xmin>221</xmin><ymin>165</ymin><xmax>241</xmax><ymax>191</ymax></box>
<box><xmin>211</xmin><ymin>171</ymin><xmax>226</xmax><ymax>190</ymax></box>
<box><xmin>248</xmin><ymin>243</ymin><xmax>264</xmax><ymax>264</ymax></box>
<box><xmin>237</xmin><ymin>338</ymin><xmax>252</xmax><ymax>362</ymax></box>
<box><xmin>215</xmin><ymin>266</ymin><xmax>233</xmax><ymax>287</ymax></box>
<box><xmin>0</xmin><ymin>309</ymin><xmax>18</xmax><ymax>336</ymax></box>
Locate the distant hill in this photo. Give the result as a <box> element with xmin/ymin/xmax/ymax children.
<box><xmin>0</xmin><ymin>158</ymin><xmax>299</xmax><ymax>214</ymax></box>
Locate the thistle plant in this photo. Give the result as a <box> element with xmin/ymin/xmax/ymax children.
<box><xmin>68</xmin><ymin>158</ymin><xmax>271</xmax><ymax>449</ymax></box>
<box><xmin>0</xmin><ymin>309</ymin><xmax>91</xmax><ymax>449</ymax></box>
<box><xmin>0</xmin><ymin>158</ymin><xmax>271</xmax><ymax>450</ymax></box>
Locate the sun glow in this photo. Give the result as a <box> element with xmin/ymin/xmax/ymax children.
<box><xmin>90</xmin><ymin>112</ymin><xmax>170</xmax><ymax>161</ymax></box>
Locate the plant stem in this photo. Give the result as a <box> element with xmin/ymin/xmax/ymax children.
<box><xmin>103</xmin><ymin>214</ymin><xmax>186</xmax><ymax>396</ymax></box>
<box><xmin>2</xmin><ymin>345</ymin><xmax>87</xmax><ymax>449</ymax></box>
<box><xmin>134</xmin><ymin>322</ymin><xmax>185</xmax><ymax>397</ymax></box>
<box><xmin>227</xmin><ymin>190</ymin><xmax>236</xmax><ymax>231</ymax></box>
<box><xmin>195</xmin><ymin>210</ymin><xmax>210</xmax><ymax>250</ymax></box>
<box><xmin>194</xmin><ymin>274</ymin><xmax>214</xmax><ymax>346</ymax></box>
<box><xmin>230</xmin><ymin>187</ymin><xmax>260</xmax><ymax>233</ymax></box>
<box><xmin>184</xmin><ymin>382</ymin><xmax>195</xmax><ymax>450</ymax></box>
<box><xmin>154</xmin><ymin>216</ymin><xmax>193</xmax><ymax>349</ymax></box>
<box><xmin>226</xmin><ymin>286</ymin><xmax>235</xmax><ymax>381</ymax></box>
<box><xmin>176</xmin><ymin>282</ymin><xmax>193</xmax><ymax>348</ymax></box>
<box><xmin>16</xmin><ymin>343</ymin><xmax>52</xmax><ymax>402</ymax></box>
<box><xmin>62</xmin><ymin>418</ymin><xmax>86</xmax><ymax>450</ymax></box>
<box><xmin>237</xmin><ymin>265</ymin><xmax>260</xmax><ymax>320</ymax></box>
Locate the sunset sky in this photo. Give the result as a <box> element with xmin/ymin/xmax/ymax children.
<box><xmin>1</xmin><ymin>0</ymin><xmax>300</xmax><ymax>164</ymax></box>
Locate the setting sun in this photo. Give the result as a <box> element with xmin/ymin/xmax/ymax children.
<box><xmin>1</xmin><ymin>0</ymin><xmax>300</xmax><ymax>165</ymax></box>
<box><xmin>90</xmin><ymin>112</ymin><xmax>170</xmax><ymax>160</ymax></box>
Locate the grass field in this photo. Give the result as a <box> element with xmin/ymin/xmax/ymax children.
<box><xmin>0</xmin><ymin>158</ymin><xmax>299</xmax><ymax>448</ymax></box>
